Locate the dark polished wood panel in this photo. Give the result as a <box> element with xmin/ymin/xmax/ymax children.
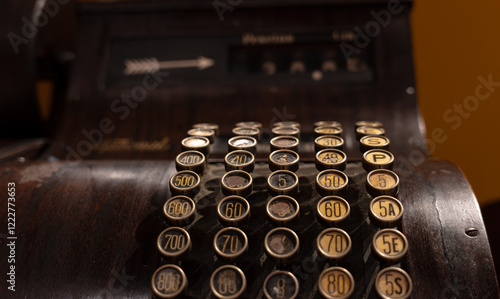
<box><xmin>400</xmin><ymin>158</ymin><xmax>499</xmax><ymax>298</ymax></box>
<box><xmin>0</xmin><ymin>160</ymin><xmax>176</xmax><ymax>298</ymax></box>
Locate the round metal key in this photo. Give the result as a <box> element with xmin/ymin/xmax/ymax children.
<box><xmin>362</xmin><ymin>149</ymin><xmax>394</xmax><ymax>172</ymax></box>
<box><xmin>266</xmin><ymin>195</ymin><xmax>300</xmax><ymax>226</ymax></box>
<box><xmin>315</xmin><ymin>149</ymin><xmax>347</xmax><ymax>171</ymax></box>
<box><xmin>217</xmin><ymin>195</ymin><xmax>251</xmax><ymax>226</ymax></box>
<box><xmin>267</xmin><ymin>170</ymin><xmax>299</xmax><ymax>196</ymax></box>
<box><xmin>181</xmin><ymin>136</ymin><xmax>210</xmax><ymax>156</ymax></box>
<box><xmin>316</xmin><ymin>228</ymin><xmax>352</xmax><ymax>261</ymax></box>
<box><xmin>157</xmin><ymin>227</ymin><xmax>192</xmax><ymax>260</ymax></box>
<box><xmin>210</xmin><ymin>265</ymin><xmax>247</xmax><ymax>299</ymax></box>
<box><xmin>163</xmin><ymin>195</ymin><xmax>196</xmax><ymax>226</ymax></box>
<box><xmin>372</xmin><ymin>229</ymin><xmax>408</xmax><ymax>263</ymax></box>
<box><xmin>315</xmin><ymin>135</ymin><xmax>344</xmax><ymax>152</ymax></box>
<box><xmin>369</xmin><ymin>196</ymin><xmax>404</xmax><ymax>228</ymax></box>
<box><xmin>175</xmin><ymin>150</ymin><xmax>206</xmax><ymax>174</ymax></box>
<box><xmin>269</xmin><ymin>149</ymin><xmax>300</xmax><ymax>172</ymax></box>
<box><xmin>264</xmin><ymin>227</ymin><xmax>299</xmax><ymax>263</ymax></box>
<box><xmin>151</xmin><ymin>265</ymin><xmax>188</xmax><ymax>298</ymax></box>
<box><xmin>360</xmin><ymin>135</ymin><xmax>390</xmax><ymax>152</ymax></box>
<box><xmin>213</xmin><ymin>227</ymin><xmax>248</xmax><ymax>262</ymax></box>
<box><xmin>169</xmin><ymin>170</ymin><xmax>201</xmax><ymax>197</ymax></box>
<box><xmin>375</xmin><ymin>267</ymin><xmax>413</xmax><ymax>299</ymax></box>
<box><xmin>316</xmin><ymin>170</ymin><xmax>348</xmax><ymax>196</ymax></box>
<box><xmin>270</xmin><ymin>136</ymin><xmax>300</xmax><ymax>152</ymax></box>
<box><xmin>316</xmin><ymin>196</ymin><xmax>350</xmax><ymax>226</ymax></box>
<box><xmin>224</xmin><ymin>150</ymin><xmax>255</xmax><ymax>172</ymax></box>
<box><xmin>366</xmin><ymin>169</ymin><xmax>399</xmax><ymax>197</ymax></box>
<box><xmin>317</xmin><ymin>267</ymin><xmax>355</xmax><ymax>299</ymax></box>
<box><xmin>263</xmin><ymin>271</ymin><xmax>299</xmax><ymax>299</ymax></box>
<box><xmin>221</xmin><ymin>170</ymin><xmax>253</xmax><ymax>197</ymax></box>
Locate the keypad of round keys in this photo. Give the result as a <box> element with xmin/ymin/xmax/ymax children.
<box><xmin>152</xmin><ymin>121</ymin><xmax>411</xmax><ymax>299</ymax></box>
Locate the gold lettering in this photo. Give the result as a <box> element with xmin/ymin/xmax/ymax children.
<box><xmin>242</xmin><ymin>33</ymin><xmax>295</xmax><ymax>46</ymax></box>
<box><xmin>93</xmin><ymin>137</ymin><xmax>170</xmax><ymax>152</ymax></box>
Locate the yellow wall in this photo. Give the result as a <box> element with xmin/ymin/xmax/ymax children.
<box><xmin>412</xmin><ymin>0</ymin><xmax>500</xmax><ymax>206</ymax></box>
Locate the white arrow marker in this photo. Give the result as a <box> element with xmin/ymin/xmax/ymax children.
<box><xmin>124</xmin><ymin>56</ymin><xmax>215</xmax><ymax>75</ymax></box>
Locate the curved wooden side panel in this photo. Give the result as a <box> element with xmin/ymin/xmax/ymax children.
<box><xmin>0</xmin><ymin>160</ymin><xmax>177</xmax><ymax>298</ymax></box>
<box><xmin>400</xmin><ymin>158</ymin><xmax>499</xmax><ymax>298</ymax></box>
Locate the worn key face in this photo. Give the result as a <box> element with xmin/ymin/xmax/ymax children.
<box><xmin>265</xmin><ymin>227</ymin><xmax>299</xmax><ymax>263</ymax></box>
<box><xmin>366</xmin><ymin>169</ymin><xmax>399</xmax><ymax>197</ymax></box>
<box><xmin>318</xmin><ymin>267</ymin><xmax>355</xmax><ymax>299</ymax></box>
<box><xmin>181</xmin><ymin>136</ymin><xmax>210</xmax><ymax>155</ymax></box>
<box><xmin>267</xmin><ymin>195</ymin><xmax>300</xmax><ymax>225</ymax></box>
<box><xmin>370</xmin><ymin>196</ymin><xmax>404</xmax><ymax>228</ymax></box>
<box><xmin>372</xmin><ymin>229</ymin><xmax>408</xmax><ymax>263</ymax></box>
<box><xmin>221</xmin><ymin>170</ymin><xmax>253</xmax><ymax>197</ymax></box>
<box><xmin>217</xmin><ymin>195</ymin><xmax>250</xmax><ymax>226</ymax></box>
<box><xmin>157</xmin><ymin>227</ymin><xmax>192</xmax><ymax>260</ymax></box>
<box><xmin>267</xmin><ymin>170</ymin><xmax>299</xmax><ymax>196</ymax></box>
<box><xmin>187</xmin><ymin>128</ymin><xmax>215</xmax><ymax>143</ymax></box>
<box><xmin>228</xmin><ymin>136</ymin><xmax>257</xmax><ymax>154</ymax></box>
<box><xmin>375</xmin><ymin>267</ymin><xmax>413</xmax><ymax>299</ymax></box>
<box><xmin>232</xmin><ymin>126</ymin><xmax>260</xmax><ymax>140</ymax></box>
<box><xmin>169</xmin><ymin>170</ymin><xmax>201</xmax><ymax>196</ymax></box>
<box><xmin>151</xmin><ymin>264</ymin><xmax>188</xmax><ymax>298</ymax></box>
<box><xmin>163</xmin><ymin>195</ymin><xmax>196</xmax><ymax>226</ymax></box>
<box><xmin>317</xmin><ymin>196</ymin><xmax>350</xmax><ymax>225</ymax></box>
<box><xmin>316</xmin><ymin>170</ymin><xmax>348</xmax><ymax>196</ymax></box>
<box><xmin>210</xmin><ymin>265</ymin><xmax>247</xmax><ymax>299</ymax></box>
<box><xmin>270</xmin><ymin>136</ymin><xmax>300</xmax><ymax>152</ymax></box>
<box><xmin>214</xmin><ymin>227</ymin><xmax>248</xmax><ymax>262</ymax></box>
<box><xmin>317</xmin><ymin>228</ymin><xmax>352</xmax><ymax>260</ymax></box>
<box><xmin>263</xmin><ymin>271</ymin><xmax>299</xmax><ymax>299</ymax></box>
<box><xmin>269</xmin><ymin>150</ymin><xmax>300</xmax><ymax>172</ymax></box>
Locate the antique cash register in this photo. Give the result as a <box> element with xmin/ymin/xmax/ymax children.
<box><xmin>0</xmin><ymin>0</ymin><xmax>498</xmax><ymax>298</ymax></box>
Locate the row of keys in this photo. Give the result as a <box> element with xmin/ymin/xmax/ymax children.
<box><xmin>181</xmin><ymin>128</ymin><xmax>391</xmax><ymax>159</ymax></box>
<box><xmin>163</xmin><ymin>191</ymin><xmax>403</xmax><ymax>229</ymax></box>
<box><xmin>164</xmin><ymin>189</ymin><xmax>403</xmax><ymax>228</ymax></box>
<box><xmin>172</xmin><ymin>153</ymin><xmax>399</xmax><ymax>199</ymax></box>
<box><xmin>152</xmin><ymin>263</ymin><xmax>412</xmax><ymax>299</ymax></box>
<box><xmin>185</xmin><ymin>120</ymin><xmax>387</xmax><ymax>151</ymax></box>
